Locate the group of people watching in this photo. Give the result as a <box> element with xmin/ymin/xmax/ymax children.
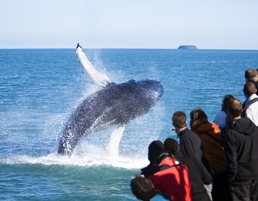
<box><xmin>130</xmin><ymin>68</ymin><xmax>258</xmax><ymax>201</ymax></box>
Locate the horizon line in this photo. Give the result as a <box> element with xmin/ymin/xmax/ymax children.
<box><xmin>0</xmin><ymin>47</ymin><xmax>257</xmax><ymax>51</ymax></box>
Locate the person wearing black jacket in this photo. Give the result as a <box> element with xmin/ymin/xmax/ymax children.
<box><xmin>171</xmin><ymin>111</ymin><xmax>209</xmax><ymax>168</ymax></box>
<box><xmin>172</xmin><ymin>111</ymin><xmax>212</xmax><ymax>200</ymax></box>
<box><xmin>224</xmin><ymin>98</ymin><xmax>258</xmax><ymax>201</ymax></box>
<box><xmin>164</xmin><ymin>137</ymin><xmax>212</xmax><ymax>201</ymax></box>
<box><xmin>141</xmin><ymin>140</ymin><xmax>168</xmax><ymax>177</ymax></box>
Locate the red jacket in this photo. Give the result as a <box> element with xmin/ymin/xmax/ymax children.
<box><xmin>148</xmin><ymin>157</ymin><xmax>192</xmax><ymax>201</ymax></box>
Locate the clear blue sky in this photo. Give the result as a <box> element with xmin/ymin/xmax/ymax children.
<box><xmin>1</xmin><ymin>0</ymin><xmax>258</xmax><ymax>49</ymax></box>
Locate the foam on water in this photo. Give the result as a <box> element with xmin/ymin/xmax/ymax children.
<box><xmin>0</xmin><ymin>49</ymin><xmax>167</xmax><ymax>178</ymax></box>
<box><xmin>0</xmin><ymin>143</ymin><xmax>149</xmax><ymax>169</ymax></box>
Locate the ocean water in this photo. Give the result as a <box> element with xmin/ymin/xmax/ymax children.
<box><xmin>0</xmin><ymin>48</ymin><xmax>258</xmax><ymax>200</ymax></box>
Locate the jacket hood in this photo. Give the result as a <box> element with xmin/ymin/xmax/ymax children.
<box><xmin>229</xmin><ymin>117</ymin><xmax>256</xmax><ymax>135</ymax></box>
<box><xmin>191</xmin><ymin>118</ymin><xmax>220</xmax><ymax>134</ymax></box>
<box><xmin>148</xmin><ymin>140</ymin><xmax>166</xmax><ymax>164</ymax></box>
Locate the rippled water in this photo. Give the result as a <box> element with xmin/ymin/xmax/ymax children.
<box><xmin>0</xmin><ymin>48</ymin><xmax>257</xmax><ymax>200</ymax></box>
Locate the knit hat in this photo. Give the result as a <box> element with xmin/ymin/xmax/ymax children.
<box><xmin>245</xmin><ymin>69</ymin><xmax>257</xmax><ymax>79</ymax></box>
<box><xmin>148</xmin><ymin>140</ymin><xmax>165</xmax><ymax>164</ymax></box>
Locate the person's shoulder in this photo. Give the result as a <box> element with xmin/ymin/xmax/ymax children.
<box><xmin>252</xmin><ymin>93</ymin><xmax>258</xmax><ymax>98</ymax></box>
<box><xmin>181</xmin><ymin>128</ymin><xmax>193</xmax><ymax>135</ymax></box>
<box><xmin>185</xmin><ymin>128</ymin><xmax>200</xmax><ymax>138</ymax></box>
<box><xmin>180</xmin><ymin>129</ymin><xmax>200</xmax><ymax>141</ymax></box>
<box><xmin>215</xmin><ymin>110</ymin><xmax>226</xmax><ymax>117</ymax></box>
<box><xmin>227</xmin><ymin>118</ymin><xmax>255</xmax><ymax>135</ymax></box>
<box><xmin>245</xmin><ymin>94</ymin><xmax>258</xmax><ymax>107</ymax></box>
<box><xmin>213</xmin><ymin>111</ymin><xmax>227</xmax><ymax>125</ymax></box>
<box><xmin>179</xmin><ymin>130</ymin><xmax>191</xmax><ymax>139</ymax></box>
<box><xmin>141</xmin><ymin>164</ymin><xmax>160</xmax><ymax>177</ymax></box>
<box><xmin>178</xmin><ymin>153</ymin><xmax>200</xmax><ymax>168</ymax></box>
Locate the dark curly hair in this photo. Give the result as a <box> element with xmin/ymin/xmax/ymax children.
<box><xmin>164</xmin><ymin>138</ymin><xmax>180</xmax><ymax>156</ymax></box>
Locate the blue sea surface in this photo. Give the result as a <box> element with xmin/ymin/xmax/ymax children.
<box><xmin>0</xmin><ymin>48</ymin><xmax>258</xmax><ymax>200</ymax></box>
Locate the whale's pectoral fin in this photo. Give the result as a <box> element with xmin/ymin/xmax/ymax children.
<box><xmin>76</xmin><ymin>43</ymin><xmax>82</xmax><ymax>49</ymax></box>
<box><xmin>76</xmin><ymin>43</ymin><xmax>111</xmax><ymax>87</ymax></box>
<box><xmin>106</xmin><ymin>124</ymin><xmax>125</xmax><ymax>156</ymax></box>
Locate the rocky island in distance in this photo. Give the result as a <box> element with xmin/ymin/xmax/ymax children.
<box><xmin>178</xmin><ymin>45</ymin><xmax>198</xmax><ymax>49</ymax></box>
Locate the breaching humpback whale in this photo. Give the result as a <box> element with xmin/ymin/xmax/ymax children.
<box><xmin>57</xmin><ymin>44</ymin><xmax>164</xmax><ymax>155</ymax></box>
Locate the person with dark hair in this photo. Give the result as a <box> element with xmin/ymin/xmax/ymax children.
<box><xmin>213</xmin><ymin>94</ymin><xmax>234</xmax><ymax>128</ymax></box>
<box><xmin>171</xmin><ymin>111</ymin><xmax>211</xmax><ymax>200</ymax></box>
<box><xmin>172</xmin><ymin>111</ymin><xmax>206</xmax><ymax>163</ymax></box>
<box><xmin>140</xmin><ymin>140</ymin><xmax>192</xmax><ymax>201</ymax></box>
<box><xmin>224</xmin><ymin>98</ymin><xmax>258</xmax><ymax>201</ymax></box>
<box><xmin>130</xmin><ymin>175</ymin><xmax>172</xmax><ymax>201</ymax></box>
<box><xmin>245</xmin><ymin>69</ymin><xmax>258</xmax><ymax>81</ymax></box>
<box><xmin>190</xmin><ymin>108</ymin><xmax>231</xmax><ymax>201</ymax></box>
<box><xmin>244</xmin><ymin>68</ymin><xmax>258</xmax><ymax>96</ymax></box>
<box><xmin>242</xmin><ymin>82</ymin><xmax>258</xmax><ymax>126</ymax></box>
<box><xmin>141</xmin><ymin>140</ymin><xmax>169</xmax><ymax>177</ymax></box>
<box><xmin>164</xmin><ymin>138</ymin><xmax>212</xmax><ymax>201</ymax></box>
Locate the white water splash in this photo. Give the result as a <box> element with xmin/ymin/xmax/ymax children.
<box><xmin>0</xmin><ymin>146</ymin><xmax>148</xmax><ymax>170</ymax></box>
